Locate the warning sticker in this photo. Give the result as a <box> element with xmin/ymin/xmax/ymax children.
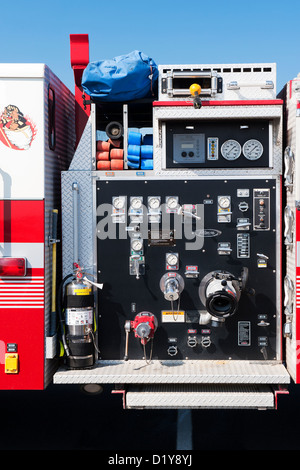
<box><xmin>73</xmin><ymin>288</ymin><xmax>92</xmax><ymax>295</ymax></box>
<box><xmin>161</xmin><ymin>310</ymin><xmax>185</xmax><ymax>323</ymax></box>
<box><xmin>238</xmin><ymin>321</ymin><xmax>251</xmax><ymax>346</ymax></box>
<box><xmin>66</xmin><ymin>308</ymin><xmax>93</xmax><ymax>326</ymax></box>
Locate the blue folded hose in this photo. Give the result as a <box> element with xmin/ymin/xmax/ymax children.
<box><xmin>143</xmin><ymin>134</ymin><xmax>153</xmax><ymax>145</ymax></box>
<box><xmin>127</xmin><ymin>144</ymin><xmax>141</xmax><ymax>156</ymax></box>
<box><xmin>128</xmin><ymin>131</ymin><xmax>142</xmax><ymax>145</ymax></box>
<box><xmin>140</xmin><ymin>159</ymin><xmax>153</xmax><ymax>170</ymax></box>
<box><xmin>141</xmin><ymin>145</ymin><xmax>153</xmax><ymax>159</ymax></box>
<box><xmin>127</xmin><ymin>154</ymin><xmax>140</xmax><ymax>164</ymax></box>
<box><xmin>127</xmin><ymin>132</ymin><xmax>154</xmax><ymax>170</ymax></box>
<box><xmin>127</xmin><ymin>161</ymin><xmax>140</xmax><ymax>169</ymax></box>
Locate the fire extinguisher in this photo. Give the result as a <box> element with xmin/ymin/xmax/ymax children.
<box><xmin>58</xmin><ymin>266</ymin><xmax>98</xmax><ymax>369</ymax></box>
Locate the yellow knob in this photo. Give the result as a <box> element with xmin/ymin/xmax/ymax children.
<box><xmin>189</xmin><ymin>83</ymin><xmax>201</xmax><ymax>96</ymax></box>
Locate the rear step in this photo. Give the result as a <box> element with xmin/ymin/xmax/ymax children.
<box><xmin>117</xmin><ymin>384</ymin><xmax>289</xmax><ymax>410</ymax></box>
<box><xmin>54</xmin><ymin>360</ymin><xmax>290</xmax><ymax>409</ymax></box>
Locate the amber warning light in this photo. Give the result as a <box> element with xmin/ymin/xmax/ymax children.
<box><xmin>0</xmin><ymin>258</ymin><xmax>27</xmax><ymax>277</ymax></box>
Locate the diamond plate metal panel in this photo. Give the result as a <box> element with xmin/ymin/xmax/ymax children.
<box><xmin>53</xmin><ymin>360</ymin><xmax>290</xmax><ymax>385</ymax></box>
<box><xmin>125</xmin><ymin>384</ymin><xmax>276</xmax><ymax>409</ymax></box>
<box><xmin>153</xmin><ymin>105</ymin><xmax>282</xmax><ymax>120</ymax></box>
<box><xmin>69</xmin><ymin>116</ymin><xmax>93</xmax><ymax>170</ymax></box>
<box><xmin>61</xmin><ymin>170</ymin><xmax>94</xmax><ymax>277</ymax></box>
<box><xmin>151</xmin><ymin>105</ymin><xmax>282</xmax><ymax>178</ymax></box>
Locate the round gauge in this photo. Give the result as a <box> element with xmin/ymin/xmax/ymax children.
<box><xmin>131</xmin><ymin>238</ymin><xmax>143</xmax><ymax>252</ymax></box>
<box><xmin>130</xmin><ymin>197</ymin><xmax>142</xmax><ymax>209</ymax></box>
<box><xmin>113</xmin><ymin>197</ymin><xmax>125</xmax><ymax>209</ymax></box>
<box><xmin>218</xmin><ymin>196</ymin><xmax>230</xmax><ymax>209</ymax></box>
<box><xmin>166</xmin><ymin>253</ymin><xmax>178</xmax><ymax>266</ymax></box>
<box><xmin>221</xmin><ymin>140</ymin><xmax>241</xmax><ymax>160</ymax></box>
<box><xmin>242</xmin><ymin>139</ymin><xmax>263</xmax><ymax>160</ymax></box>
<box><xmin>148</xmin><ymin>197</ymin><xmax>160</xmax><ymax>209</ymax></box>
<box><xmin>167</xmin><ymin>197</ymin><xmax>178</xmax><ymax>209</ymax></box>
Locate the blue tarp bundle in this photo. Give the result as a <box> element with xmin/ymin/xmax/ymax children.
<box><xmin>81</xmin><ymin>50</ymin><xmax>158</xmax><ymax>103</ymax></box>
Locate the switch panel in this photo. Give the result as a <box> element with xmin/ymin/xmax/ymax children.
<box><xmin>237</xmin><ymin>233</ymin><xmax>250</xmax><ymax>258</ymax></box>
<box><xmin>253</xmin><ymin>189</ymin><xmax>270</xmax><ymax>230</ymax></box>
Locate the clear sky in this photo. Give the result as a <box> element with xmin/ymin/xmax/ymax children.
<box><xmin>1</xmin><ymin>0</ymin><xmax>299</xmax><ymax>94</ymax></box>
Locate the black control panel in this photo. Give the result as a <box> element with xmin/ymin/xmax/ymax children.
<box><xmin>96</xmin><ymin>178</ymin><xmax>278</xmax><ymax>362</ymax></box>
<box><xmin>165</xmin><ymin>119</ymin><xmax>271</xmax><ymax>169</ymax></box>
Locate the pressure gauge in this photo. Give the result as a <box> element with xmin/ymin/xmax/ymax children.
<box><xmin>148</xmin><ymin>196</ymin><xmax>161</xmax><ymax>209</ymax></box>
<box><xmin>218</xmin><ymin>196</ymin><xmax>231</xmax><ymax>209</ymax></box>
<box><xmin>166</xmin><ymin>196</ymin><xmax>179</xmax><ymax>210</ymax></box>
<box><xmin>131</xmin><ymin>238</ymin><xmax>143</xmax><ymax>252</ymax></box>
<box><xmin>130</xmin><ymin>197</ymin><xmax>142</xmax><ymax>210</ymax></box>
<box><xmin>221</xmin><ymin>140</ymin><xmax>241</xmax><ymax>160</ymax></box>
<box><xmin>166</xmin><ymin>253</ymin><xmax>178</xmax><ymax>266</ymax></box>
<box><xmin>243</xmin><ymin>139</ymin><xmax>263</xmax><ymax>160</ymax></box>
<box><xmin>113</xmin><ymin>196</ymin><xmax>125</xmax><ymax>209</ymax></box>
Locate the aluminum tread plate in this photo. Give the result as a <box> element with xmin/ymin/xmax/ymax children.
<box><xmin>53</xmin><ymin>360</ymin><xmax>290</xmax><ymax>385</ymax></box>
<box><xmin>125</xmin><ymin>384</ymin><xmax>276</xmax><ymax>409</ymax></box>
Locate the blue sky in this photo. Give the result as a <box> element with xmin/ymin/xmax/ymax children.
<box><xmin>1</xmin><ymin>0</ymin><xmax>299</xmax><ymax>94</ymax></box>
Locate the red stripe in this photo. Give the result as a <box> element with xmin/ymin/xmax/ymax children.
<box><xmin>153</xmin><ymin>99</ymin><xmax>283</xmax><ymax>107</ymax></box>
<box><xmin>0</xmin><ymin>200</ymin><xmax>44</xmax><ymax>243</ymax></box>
<box><xmin>0</xmin><ymin>266</ymin><xmax>44</xmax><ymax>389</ymax></box>
<box><xmin>0</xmin><ymin>267</ymin><xmax>44</xmax><ymax>306</ymax></box>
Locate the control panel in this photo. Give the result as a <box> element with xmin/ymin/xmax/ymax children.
<box><xmin>165</xmin><ymin>119</ymin><xmax>271</xmax><ymax>168</ymax></box>
<box><xmin>96</xmin><ymin>178</ymin><xmax>279</xmax><ymax>362</ymax></box>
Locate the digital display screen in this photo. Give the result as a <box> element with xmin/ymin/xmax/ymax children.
<box><xmin>181</xmin><ymin>143</ymin><xmax>194</xmax><ymax>149</ymax></box>
<box><xmin>173</xmin><ymin>133</ymin><xmax>205</xmax><ymax>164</ymax></box>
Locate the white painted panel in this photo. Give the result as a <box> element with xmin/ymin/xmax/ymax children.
<box><xmin>0</xmin><ymin>242</ymin><xmax>44</xmax><ymax>268</ymax></box>
<box><xmin>0</xmin><ymin>70</ymin><xmax>45</xmax><ymax>199</ymax></box>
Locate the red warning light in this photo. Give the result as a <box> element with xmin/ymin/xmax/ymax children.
<box><xmin>0</xmin><ymin>258</ymin><xmax>27</xmax><ymax>277</ymax></box>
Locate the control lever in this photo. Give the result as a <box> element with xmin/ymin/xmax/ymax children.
<box><xmin>236</xmin><ymin>221</ymin><xmax>251</xmax><ymax>228</ymax></box>
<box><xmin>256</xmin><ymin>253</ymin><xmax>269</xmax><ymax>260</ymax></box>
<box><xmin>131</xmin><ymin>255</ymin><xmax>140</xmax><ymax>279</ymax></box>
<box><xmin>124</xmin><ymin>320</ymin><xmax>131</xmax><ymax>360</ymax></box>
<box><xmin>212</xmin><ymin>267</ymin><xmax>253</xmax><ymax>294</ymax></box>
<box><xmin>83</xmin><ymin>276</ymin><xmax>103</xmax><ymax>290</ymax></box>
<box><xmin>177</xmin><ymin>206</ymin><xmax>201</xmax><ymax>220</ymax></box>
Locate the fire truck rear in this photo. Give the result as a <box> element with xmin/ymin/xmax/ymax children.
<box><xmin>0</xmin><ymin>34</ymin><xmax>299</xmax><ymax>410</ymax></box>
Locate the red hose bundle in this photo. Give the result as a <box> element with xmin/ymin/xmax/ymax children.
<box><xmin>111</xmin><ymin>159</ymin><xmax>124</xmax><ymax>170</ymax></box>
<box><xmin>96</xmin><ymin>139</ymin><xmax>124</xmax><ymax>170</ymax></box>
<box><xmin>110</xmin><ymin>148</ymin><xmax>124</xmax><ymax>160</ymax></box>
<box><xmin>97</xmin><ymin>160</ymin><xmax>111</xmax><ymax>170</ymax></box>
<box><xmin>96</xmin><ymin>140</ymin><xmax>111</xmax><ymax>151</ymax></box>
<box><xmin>96</xmin><ymin>151</ymin><xmax>110</xmax><ymax>161</ymax></box>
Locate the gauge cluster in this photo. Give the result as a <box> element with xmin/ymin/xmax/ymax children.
<box><xmin>166</xmin><ymin>119</ymin><xmax>270</xmax><ymax>169</ymax></box>
<box><xmin>221</xmin><ymin>138</ymin><xmax>264</xmax><ymax>161</ymax></box>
